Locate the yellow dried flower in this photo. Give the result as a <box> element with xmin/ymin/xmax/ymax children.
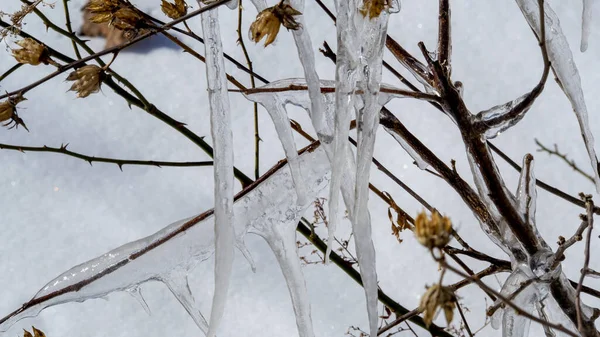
<box><xmin>414</xmin><ymin>210</ymin><xmax>452</xmax><ymax>249</ymax></box>
<box><xmin>419</xmin><ymin>284</ymin><xmax>456</xmax><ymax>327</ymax></box>
<box><xmin>0</xmin><ymin>95</ymin><xmax>28</xmax><ymax>130</ymax></box>
<box><xmin>87</xmin><ymin>0</ymin><xmax>145</xmax><ymax>31</ymax></box>
<box><xmin>66</xmin><ymin>65</ymin><xmax>105</xmax><ymax>98</ymax></box>
<box><xmin>360</xmin><ymin>0</ymin><xmax>388</xmax><ymax>19</ymax></box>
<box><xmin>12</xmin><ymin>38</ymin><xmax>53</xmax><ymax>66</ymax></box>
<box><xmin>161</xmin><ymin>0</ymin><xmax>187</xmax><ymax>19</ymax></box>
<box><xmin>249</xmin><ymin>2</ymin><xmax>302</xmax><ymax>47</ymax></box>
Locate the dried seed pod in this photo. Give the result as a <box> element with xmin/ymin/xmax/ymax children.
<box><xmin>249</xmin><ymin>2</ymin><xmax>302</xmax><ymax>47</ymax></box>
<box><xmin>360</xmin><ymin>0</ymin><xmax>387</xmax><ymax>19</ymax></box>
<box><xmin>12</xmin><ymin>38</ymin><xmax>53</xmax><ymax>66</ymax></box>
<box><xmin>31</xmin><ymin>327</ymin><xmax>46</xmax><ymax>337</ymax></box>
<box><xmin>419</xmin><ymin>284</ymin><xmax>456</xmax><ymax>327</ymax></box>
<box><xmin>161</xmin><ymin>0</ymin><xmax>187</xmax><ymax>19</ymax></box>
<box><xmin>0</xmin><ymin>95</ymin><xmax>28</xmax><ymax>131</ymax></box>
<box><xmin>414</xmin><ymin>210</ymin><xmax>452</xmax><ymax>249</ymax></box>
<box><xmin>22</xmin><ymin>329</ymin><xmax>33</xmax><ymax>337</ymax></box>
<box><xmin>66</xmin><ymin>65</ymin><xmax>105</xmax><ymax>98</ymax></box>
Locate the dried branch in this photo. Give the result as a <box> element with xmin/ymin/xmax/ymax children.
<box><xmin>576</xmin><ymin>195</ymin><xmax>595</xmax><ymax>332</ymax></box>
<box><xmin>0</xmin><ymin>143</ymin><xmax>213</xmax><ymax>169</ymax></box>
<box><xmin>536</xmin><ymin>139</ymin><xmax>595</xmax><ymax>184</ymax></box>
<box><xmin>437</xmin><ymin>0</ymin><xmax>451</xmax><ymax>71</ymax></box>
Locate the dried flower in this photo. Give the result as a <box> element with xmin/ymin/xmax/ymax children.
<box><xmin>414</xmin><ymin>210</ymin><xmax>452</xmax><ymax>249</ymax></box>
<box><xmin>360</xmin><ymin>0</ymin><xmax>388</xmax><ymax>19</ymax></box>
<box><xmin>80</xmin><ymin>2</ymin><xmax>129</xmax><ymax>49</ymax></box>
<box><xmin>419</xmin><ymin>284</ymin><xmax>456</xmax><ymax>327</ymax></box>
<box><xmin>31</xmin><ymin>327</ymin><xmax>46</xmax><ymax>337</ymax></box>
<box><xmin>86</xmin><ymin>0</ymin><xmax>146</xmax><ymax>31</ymax></box>
<box><xmin>0</xmin><ymin>95</ymin><xmax>28</xmax><ymax>131</ymax></box>
<box><xmin>66</xmin><ymin>65</ymin><xmax>105</xmax><ymax>98</ymax></box>
<box><xmin>12</xmin><ymin>38</ymin><xmax>53</xmax><ymax>66</ymax></box>
<box><xmin>22</xmin><ymin>326</ymin><xmax>45</xmax><ymax>337</ymax></box>
<box><xmin>161</xmin><ymin>0</ymin><xmax>187</xmax><ymax>19</ymax></box>
<box><xmin>249</xmin><ymin>1</ymin><xmax>302</xmax><ymax>47</ymax></box>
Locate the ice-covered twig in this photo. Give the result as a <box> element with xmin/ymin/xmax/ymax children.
<box><xmin>0</xmin><ymin>143</ymin><xmax>329</xmax><ymax>337</ymax></box>
<box><xmin>516</xmin><ymin>0</ymin><xmax>600</xmax><ymax>193</ymax></box>
<box><xmin>575</xmin><ymin>195</ymin><xmax>595</xmax><ymax>332</ymax></box>
<box><xmin>198</xmin><ymin>2</ymin><xmax>236</xmax><ymax>335</ymax></box>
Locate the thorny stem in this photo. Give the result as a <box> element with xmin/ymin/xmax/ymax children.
<box><xmin>59</xmin><ymin>0</ymin><xmax>81</xmax><ymax>59</ymax></box>
<box><xmin>0</xmin><ymin>63</ymin><xmax>23</xmax><ymax>82</ymax></box>
<box><xmin>236</xmin><ymin>0</ymin><xmax>261</xmax><ymax>179</ymax></box>
<box><xmin>0</xmin><ymin>143</ymin><xmax>214</xmax><ymax>169</ymax></box>
<box><xmin>536</xmin><ymin>139</ymin><xmax>595</xmax><ymax>184</ymax></box>
<box><xmin>0</xmin><ymin>0</ymin><xmax>234</xmax><ymax>100</ymax></box>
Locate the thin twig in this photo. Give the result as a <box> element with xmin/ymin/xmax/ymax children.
<box><xmin>576</xmin><ymin>195</ymin><xmax>595</xmax><ymax>332</ymax></box>
<box><xmin>536</xmin><ymin>139</ymin><xmax>595</xmax><ymax>183</ymax></box>
<box><xmin>456</xmin><ymin>301</ymin><xmax>474</xmax><ymax>337</ymax></box>
<box><xmin>0</xmin><ymin>63</ymin><xmax>23</xmax><ymax>82</ymax></box>
<box><xmin>59</xmin><ymin>0</ymin><xmax>81</xmax><ymax>59</ymax></box>
<box><xmin>0</xmin><ymin>143</ymin><xmax>213</xmax><ymax>169</ymax></box>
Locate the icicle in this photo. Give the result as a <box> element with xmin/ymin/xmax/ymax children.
<box><xmin>284</xmin><ymin>0</ymin><xmax>332</xmax><ymax>142</ymax></box>
<box><xmin>581</xmin><ymin>0</ymin><xmax>592</xmax><ymax>52</ymax></box>
<box><xmin>198</xmin><ymin>1</ymin><xmax>236</xmax><ymax>336</ymax></box>
<box><xmin>236</xmin><ymin>238</ymin><xmax>257</xmax><ymax>272</ymax></box>
<box><xmin>490</xmin><ymin>267</ymin><xmax>531</xmax><ymax>330</ymax></box>
<box><xmin>225</xmin><ymin>0</ymin><xmax>239</xmax><ymax>10</ymax></box>
<box><xmin>243</xmin><ymin>93</ymin><xmax>308</xmax><ymax>205</ymax></box>
<box><xmin>328</xmin><ymin>0</ymin><xmax>361</xmax><ymax>266</ymax></box>
<box><xmin>473</xmin><ymin>94</ymin><xmax>530</xmax><ymax>139</ymax></box>
<box><xmin>516</xmin><ymin>0</ymin><xmax>600</xmax><ymax>193</ymax></box>
<box><xmin>127</xmin><ymin>286</ymin><xmax>151</xmax><ymax>315</ymax></box>
<box><xmin>0</xmin><ymin>146</ymin><xmax>331</xmax><ymax>335</ymax></box>
<box><xmin>163</xmin><ymin>272</ymin><xmax>209</xmax><ymax>333</ymax></box>
<box><xmin>535</xmin><ymin>301</ymin><xmax>557</xmax><ymax>337</ymax></box>
<box><xmin>352</xmin><ymin>6</ymin><xmax>395</xmax><ymax>337</ymax></box>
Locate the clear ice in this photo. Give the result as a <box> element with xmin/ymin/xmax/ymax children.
<box><xmin>0</xmin><ymin>146</ymin><xmax>331</xmax><ymax>337</ymax></box>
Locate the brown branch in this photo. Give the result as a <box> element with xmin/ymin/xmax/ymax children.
<box><xmin>576</xmin><ymin>195</ymin><xmax>595</xmax><ymax>332</ymax></box>
<box><xmin>0</xmin><ymin>143</ymin><xmax>213</xmax><ymax>169</ymax></box>
<box><xmin>437</xmin><ymin>0</ymin><xmax>451</xmax><ymax>71</ymax></box>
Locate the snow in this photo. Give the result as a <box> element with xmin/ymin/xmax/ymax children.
<box><xmin>1</xmin><ymin>1</ymin><xmax>600</xmax><ymax>337</ymax></box>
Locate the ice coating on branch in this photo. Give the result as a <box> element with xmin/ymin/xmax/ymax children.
<box><xmin>516</xmin><ymin>0</ymin><xmax>600</xmax><ymax>193</ymax></box>
<box><xmin>515</xmin><ymin>155</ymin><xmax>550</xmax><ymax>251</ymax></box>
<box><xmin>244</xmin><ymin>92</ymin><xmax>308</xmax><ymax>205</ymax></box>
<box><xmin>0</xmin><ymin>146</ymin><xmax>330</xmax><ymax>336</ymax></box>
<box><xmin>384</xmin><ymin>126</ymin><xmax>428</xmax><ymax>169</ymax></box>
<box><xmin>581</xmin><ymin>0</ymin><xmax>592</xmax><ymax>52</ymax></box>
<box><xmin>473</xmin><ymin>94</ymin><xmax>529</xmax><ymax>139</ymax></box>
<box><xmin>198</xmin><ymin>2</ymin><xmax>235</xmax><ymax>336</ymax></box>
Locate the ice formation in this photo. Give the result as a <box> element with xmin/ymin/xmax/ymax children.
<box><xmin>198</xmin><ymin>1</ymin><xmax>236</xmax><ymax>335</ymax></box>
<box><xmin>516</xmin><ymin>0</ymin><xmax>600</xmax><ymax>193</ymax></box>
<box><xmin>580</xmin><ymin>0</ymin><xmax>592</xmax><ymax>52</ymax></box>
<box><xmin>0</xmin><ymin>146</ymin><xmax>331</xmax><ymax>337</ymax></box>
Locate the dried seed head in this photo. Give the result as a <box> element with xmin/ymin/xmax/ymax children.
<box><xmin>12</xmin><ymin>38</ymin><xmax>52</xmax><ymax>66</ymax></box>
<box><xmin>419</xmin><ymin>284</ymin><xmax>456</xmax><ymax>327</ymax></box>
<box><xmin>87</xmin><ymin>0</ymin><xmax>145</xmax><ymax>31</ymax></box>
<box><xmin>360</xmin><ymin>0</ymin><xmax>388</xmax><ymax>19</ymax></box>
<box><xmin>23</xmin><ymin>329</ymin><xmax>33</xmax><ymax>337</ymax></box>
<box><xmin>249</xmin><ymin>2</ymin><xmax>302</xmax><ymax>47</ymax></box>
<box><xmin>0</xmin><ymin>95</ymin><xmax>28</xmax><ymax>131</ymax></box>
<box><xmin>414</xmin><ymin>210</ymin><xmax>452</xmax><ymax>249</ymax></box>
<box><xmin>66</xmin><ymin>65</ymin><xmax>105</xmax><ymax>98</ymax></box>
<box><xmin>31</xmin><ymin>327</ymin><xmax>46</xmax><ymax>337</ymax></box>
<box><xmin>161</xmin><ymin>0</ymin><xmax>187</xmax><ymax>19</ymax></box>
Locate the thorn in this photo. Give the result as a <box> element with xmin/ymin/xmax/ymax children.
<box><xmin>87</xmin><ymin>160</ymin><xmax>93</xmax><ymax>166</ymax></box>
<box><xmin>118</xmin><ymin>163</ymin><xmax>123</xmax><ymax>172</ymax></box>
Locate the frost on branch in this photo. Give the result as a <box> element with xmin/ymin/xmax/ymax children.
<box><xmin>198</xmin><ymin>1</ymin><xmax>236</xmax><ymax>336</ymax></box>
<box><xmin>516</xmin><ymin>0</ymin><xmax>600</xmax><ymax>193</ymax></box>
<box><xmin>0</xmin><ymin>145</ymin><xmax>331</xmax><ymax>337</ymax></box>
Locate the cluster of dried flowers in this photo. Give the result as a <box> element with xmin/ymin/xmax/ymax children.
<box><xmin>413</xmin><ymin>210</ymin><xmax>457</xmax><ymax>327</ymax></box>
<box><xmin>86</xmin><ymin>0</ymin><xmax>150</xmax><ymax>40</ymax></box>
<box><xmin>22</xmin><ymin>326</ymin><xmax>45</xmax><ymax>337</ymax></box>
<box><xmin>249</xmin><ymin>1</ymin><xmax>302</xmax><ymax>47</ymax></box>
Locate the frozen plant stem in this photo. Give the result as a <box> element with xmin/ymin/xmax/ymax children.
<box><xmin>198</xmin><ymin>1</ymin><xmax>236</xmax><ymax>336</ymax></box>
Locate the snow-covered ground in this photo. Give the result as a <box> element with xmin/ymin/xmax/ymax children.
<box><xmin>1</xmin><ymin>1</ymin><xmax>599</xmax><ymax>336</ymax></box>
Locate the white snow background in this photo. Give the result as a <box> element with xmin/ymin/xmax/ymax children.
<box><xmin>1</xmin><ymin>0</ymin><xmax>600</xmax><ymax>336</ymax></box>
